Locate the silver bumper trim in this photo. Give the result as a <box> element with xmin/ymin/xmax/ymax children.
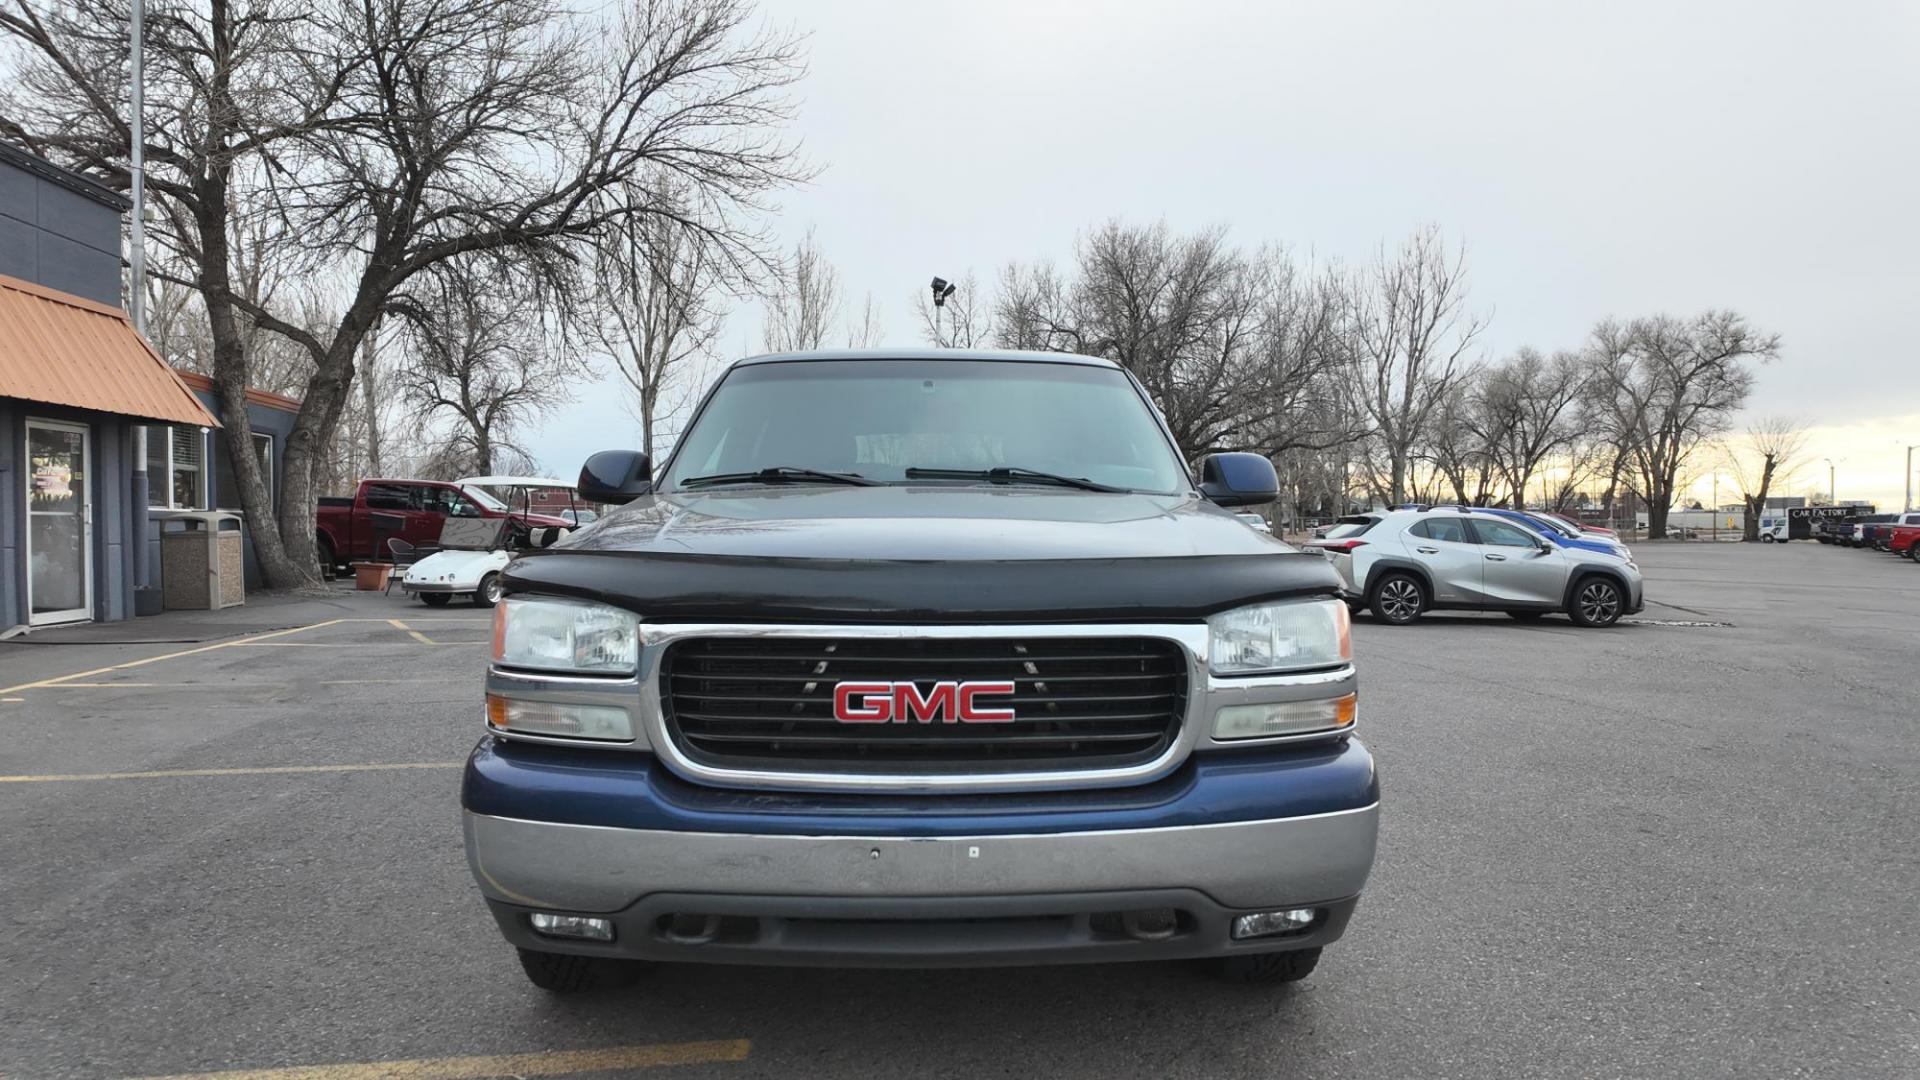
<box><xmin>463</xmin><ymin>802</ymin><xmax>1380</xmax><ymax>914</ymax></box>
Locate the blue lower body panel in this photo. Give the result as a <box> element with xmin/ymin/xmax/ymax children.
<box><xmin>461</xmin><ymin>736</ymin><xmax>1378</xmax><ymax>837</ymax></box>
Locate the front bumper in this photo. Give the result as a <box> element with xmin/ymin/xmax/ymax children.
<box><xmin>463</xmin><ymin>738</ymin><xmax>1379</xmax><ymax>966</ymax></box>
<box><xmin>482</xmin><ymin>889</ymin><xmax>1362</xmax><ymax>969</ymax></box>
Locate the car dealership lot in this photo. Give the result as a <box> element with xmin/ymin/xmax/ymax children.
<box><xmin>1</xmin><ymin>543</ymin><xmax>1915</xmax><ymax>1079</ymax></box>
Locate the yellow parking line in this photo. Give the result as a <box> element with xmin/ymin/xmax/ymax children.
<box><xmin>0</xmin><ymin>762</ymin><xmax>462</xmax><ymax>784</ymax></box>
<box><xmin>133</xmin><ymin>1039</ymin><xmax>752</xmax><ymax>1079</ymax></box>
<box><xmin>390</xmin><ymin>618</ymin><xmax>439</xmax><ymax>646</ymax></box>
<box><xmin>0</xmin><ymin>620</ymin><xmax>347</xmax><ymax>696</ymax></box>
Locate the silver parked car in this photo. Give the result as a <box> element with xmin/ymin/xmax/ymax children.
<box><xmin>1302</xmin><ymin>508</ymin><xmax>1644</xmax><ymax>627</ymax></box>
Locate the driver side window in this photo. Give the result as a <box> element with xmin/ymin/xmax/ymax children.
<box><xmin>1473</xmin><ymin>519</ymin><xmax>1541</xmax><ymax>548</ymax></box>
<box><xmin>423</xmin><ymin>487</ymin><xmax>480</xmax><ymax>517</ymax></box>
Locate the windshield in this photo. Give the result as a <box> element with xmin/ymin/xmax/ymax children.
<box><xmin>461</xmin><ymin>485</ymin><xmax>508</xmax><ymax>511</ymax></box>
<box><xmin>660</xmin><ymin>359</ymin><xmax>1188</xmax><ymax>493</ymax></box>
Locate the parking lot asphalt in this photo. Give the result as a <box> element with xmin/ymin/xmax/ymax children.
<box><xmin>1</xmin><ymin>541</ymin><xmax>1916</xmax><ymax>1079</ymax></box>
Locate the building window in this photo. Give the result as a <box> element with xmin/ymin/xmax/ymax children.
<box><xmin>216</xmin><ymin>432</ymin><xmax>275</xmax><ymax>511</ymax></box>
<box><xmin>145</xmin><ymin>424</ymin><xmax>207</xmax><ymax>510</ymax></box>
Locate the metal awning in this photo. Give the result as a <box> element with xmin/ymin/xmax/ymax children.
<box><xmin>0</xmin><ymin>272</ymin><xmax>220</xmax><ymax>427</ymax></box>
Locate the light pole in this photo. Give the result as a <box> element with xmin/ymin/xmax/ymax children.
<box><xmin>130</xmin><ymin>0</ymin><xmax>151</xmax><ymax>593</ymax></box>
<box><xmin>1904</xmin><ymin>444</ymin><xmax>1918</xmax><ymax>512</ymax></box>
<box><xmin>929</xmin><ymin>276</ymin><xmax>956</xmax><ymax>347</ymax></box>
<box><xmin>1824</xmin><ymin>457</ymin><xmax>1841</xmax><ymax>505</ymax></box>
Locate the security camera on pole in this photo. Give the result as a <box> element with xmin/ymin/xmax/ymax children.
<box><xmin>929</xmin><ymin>276</ymin><xmax>956</xmax><ymax>348</ymax></box>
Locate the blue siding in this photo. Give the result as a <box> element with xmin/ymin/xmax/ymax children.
<box><xmin>0</xmin><ymin>403</ymin><xmax>20</xmax><ymax>628</ymax></box>
<box><xmin>0</xmin><ymin>149</ymin><xmax>125</xmax><ymax>308</ymax></box>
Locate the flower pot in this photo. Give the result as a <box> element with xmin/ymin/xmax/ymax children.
<box><xmin>353</xmin><ymin>562</ymin><xmax>393</xmax><ymax>591</ymax></box>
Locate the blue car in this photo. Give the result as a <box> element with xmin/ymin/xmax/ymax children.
<box><xmin>1473</xmin><ymin>507</ymin><xmax>1631</xmax><ymax>560</ymax></box>
<box><xmin>1393</xmin><ymin>504</ymin><xmax>1630</xmax><ymax>560</ymax></box>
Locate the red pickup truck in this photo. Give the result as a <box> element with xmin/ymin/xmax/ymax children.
<box><xmin>1889</xmin><ymin>525</ymin><xmax>1920</xmax><ymax>560</ymax></box>
<box><xmin>315</xmin><ymin>478</ymin><xmax>570</xmax><ymax>570</ymax></box>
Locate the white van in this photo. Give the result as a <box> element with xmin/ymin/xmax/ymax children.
<box><xmin>1758</xmin><ymin>515</ymin><xmax>1790</xmax><ymax>542</ymax></box>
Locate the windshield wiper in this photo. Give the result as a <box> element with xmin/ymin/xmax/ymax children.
<box><xmin>903</xmin><ymin>466</ymin><xmax>1127</xmax><ymax>493</ymax></box>
<box><xmin>680</xmin><ymin>466</ymin><xmax>882</xmax><ymax>489</ymax></box>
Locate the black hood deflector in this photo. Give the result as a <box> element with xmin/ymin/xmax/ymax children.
<box><xmin>503</xmin><ymin>550</ymin><xmax>1343</xmax><ymax>624</ymax></box>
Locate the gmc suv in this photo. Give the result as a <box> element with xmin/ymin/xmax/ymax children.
<box><xmin>461</xmin><ymin>350</ymin><xmax>1380</xmax><ymax>991</ymax></box>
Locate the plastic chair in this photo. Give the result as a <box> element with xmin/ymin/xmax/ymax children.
<box><xmin>385</xmin><ymin>537</ymin><xmax>425</xmax><ymax>594</ymax></box>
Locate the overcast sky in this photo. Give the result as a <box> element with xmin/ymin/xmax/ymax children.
<box><xmin>534</xmin><ymin>0</ymin><xmax>1920</xmax><ymax>508</ymax></box>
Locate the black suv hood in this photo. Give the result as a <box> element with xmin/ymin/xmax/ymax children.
<box><xmin>560</xmin><ymin>487</ymin><xmax>1279</xmax><ymax>559</ymax></box>
<box><xmin>505</xmin><ymin>486</ymin><xmax>1342</xmax><ymax>623</ymax></box>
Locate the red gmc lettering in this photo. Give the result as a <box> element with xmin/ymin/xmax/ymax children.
<box><xmin>956</xmin><ymin>682</ymin><xmax>1017</xmax><ymax>722</ymax></box>
<box><xmin>832</xmin><ymin>681</ymin><xmax>894</xmax><ymax>723</ymax></box>
<box><xmin>833</xmin><ymin>681</ymin><xmax>1018</xmax><ymax>724</ymax></box>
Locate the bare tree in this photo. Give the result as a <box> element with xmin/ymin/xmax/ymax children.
<box><xmin>1726</xmin><ymin>416</ymin><xmax>1810</xmax><ymax>541</ymax></box>
<box><xmin>762</xmin><ymin>230</ymin><xmax>841</xmax><ymax>352</ymax></box>
<box><xmin>1588</xmin><ymin>311</ymin><xmax>1779</xmax><ymax>539</ymax></box>
<box><xmin>1348</xmin><ymin>225</ymin><xmax>1484</xmax><ymax>506</ymax></box>
<box><xmin>1465</xmin><ymin>347</ymin><xmax>1591</xmax><ymax>508</ymax></box>
<box><xmin>1419</xmin><ymin>382</ymin><xmax>1498</xmax><ymax>505</ymax></box>
<box><xmin>395</xmin><ymin>264</ymin><xmax>572</xmax><ymax>475</ymax></box>
<box><xmin>991</xmin><ymin>222</ymin><xmax>1358</xmax><ymax>461</ymax></box>
<box><xmin>846</xmin><ymin>292</ymin><xmax>882</xmax><ymax>348</ymax></box>
<box><xmin>3</xmin><ymin>0</ymin><xmax>808</xmax><ymax>586</ymax></box>
<box><xmin>588</xmin><ymin>182</ymin><xmax>727</xmax><ymax>461</ymax></box>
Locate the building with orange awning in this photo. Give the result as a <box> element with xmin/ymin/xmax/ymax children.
<box><xmin>1</xmin><ymin>142</ymin><xmax>283</xmax><ymax>630</ymax></box>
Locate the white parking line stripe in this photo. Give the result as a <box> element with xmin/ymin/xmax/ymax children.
<box><xmin>0</xmin><ymin>620</ymin><xmax>347</xmax><ymax>696</ymax></box>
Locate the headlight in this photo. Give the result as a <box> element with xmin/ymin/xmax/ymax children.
<box><xmin>1207</xmin><ymin>599</ymin><xmax>1350</xmax><ymax>675</ymax></box>
<box><xmin>492</xmin><ymin>596</ymin><xmax>639</xmax><ymax>675</ymax></box>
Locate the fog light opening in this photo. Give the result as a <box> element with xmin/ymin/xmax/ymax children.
<box><xmin>660</xmin><ymin>913</ymin><xmax>724</xmax><ymax>945</ymax></box>
<box><xmin>528</xmin><ymin>912</ymin><xmax>615</xmax><ymax>942</ymax></box>
<box><xmin>1231</xmin><ymin>908</ymin><xmax>1318</xmax><ymax>940</ymax></box>
<box><xmin>1121</xmin><ymin>907</ymin><xmax>1181</xmax><ymax>942</ymax></box>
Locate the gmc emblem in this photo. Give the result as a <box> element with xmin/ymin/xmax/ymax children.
<box><xmin>833</xmin><ymin>681</ymin><xmax>1017</xmax><ymax>724</ymax></box>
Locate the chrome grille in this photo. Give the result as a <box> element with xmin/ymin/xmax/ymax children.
<box><xmin>661</xmin><ymin>636</ymin><xmax>1187</xmax><ymax>772</ymax></box>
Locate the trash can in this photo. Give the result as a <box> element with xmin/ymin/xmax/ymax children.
<box><xmin>157</xmin><ymin>511</ymin><xmax>246</xmax><ymax>610</ymax></box>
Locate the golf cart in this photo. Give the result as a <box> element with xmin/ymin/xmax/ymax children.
<box><xmin>399</xmin><ymin>476</ymin><xmax>578</xmax><ymax>607</ymax></box>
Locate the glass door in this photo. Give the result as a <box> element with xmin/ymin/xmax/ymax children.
<box><xmin>26</xmin><ymin>419</ymin><xmax>92</xmax><ymax>624</ymax></box>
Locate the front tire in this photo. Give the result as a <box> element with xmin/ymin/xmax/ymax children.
<box><xmin>1761</xmin><ymin>534</ymin><xmax>1775</xmax><ymax>543</ymax></box>
<box><xmin>1212</xmin><ymin>947</ymin><xmax>1322</xmax><ymax>985</ymax></box>
<box><xmin>1368</xmin><ymin>573</ymin><xmax>1426</xmax><ymax>625</ymax></box>
<box><xmin>474</xmin><ymin>572</ymin><xmax>503</xmax><ymax>608</ymax></box>
<box><xmin>420</xmin><ymin>592</ymin><xmax>451</xmax><ymax>607</ymax></box>
<box><xmin>1568</xmin><ymin>576</ymin><xmax>1624</xmax><ymax>628</ymax></box>
<box><xmin>515</xmin><ymin>948</ymin><xmax>641</xmax><ymax>993</ymax></box>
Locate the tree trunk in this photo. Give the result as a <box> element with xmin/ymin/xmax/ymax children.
<box><xmin>198</xmin><ymin>181</ymin><xmax>311</xmax><ymax>588</ymax></box>
<box><xmin>360</xmin><ymin>314</ymin><xmax>384</xmax><ymax>475</ymax></box>
<box><xmin>640</xmin><ymin>382</ymin><xmax>657</xmax><ymax>463</ymax></box>
<box><xmin>274</xmin><ymin>311</ymin><xmax>378</xmax><ymax>588</ymax></box>
<box><xmin>1645</xmin><ymin>497</ymin><xmax>1671</xmax><ymax>540</ymax></box>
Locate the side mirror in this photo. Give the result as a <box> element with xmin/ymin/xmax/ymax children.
<box><xmin>1197</xmin><ymin>452</ymin><xmax>1279</xmax><ymax>508</ymax></box>
<box><xmin>578</xmin><ymin>450</ymin><xmax>652</xmax><ymax>505</ymax></box>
